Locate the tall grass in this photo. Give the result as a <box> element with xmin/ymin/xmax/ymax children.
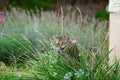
<box><xmin>0</xmin><ymin>8</ymin><xmax>119</xmax><ymax>80</ymax></box>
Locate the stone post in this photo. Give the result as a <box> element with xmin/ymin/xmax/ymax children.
<box><xmin>109</xmin><ymin>0</ymin><xmax>120</xmax><ymax>64</ymax></box>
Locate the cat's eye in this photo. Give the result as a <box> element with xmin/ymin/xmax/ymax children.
<box><xmin>56</xmin><ymin>43</ymin><xmax>59</xmax><ymax>46</ymax></box>
<box><xmin>61</xmin><ymin>42</ymin><xmax>64</xmax><ymax>44</ymax></box>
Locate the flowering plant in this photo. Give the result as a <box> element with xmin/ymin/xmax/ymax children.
<box><xmin>0</xmin><ymin>11</ymin><xmax>2</xmax><ymax>23</ymax></box>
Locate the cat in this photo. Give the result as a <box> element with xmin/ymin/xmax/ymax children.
<box><xmin>53</xmin><ymin>32</ymin><xmax>80</xmax><ymax>63</ymax></box>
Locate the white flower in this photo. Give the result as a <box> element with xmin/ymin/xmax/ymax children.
<box><xmin>86</xmin><ymin>63</ymin><xmax>89</xmax><ymax>66</ymax></box>
<box><xmin>15</xmin><ymin>72</ymin><xmax>22</xmax><ymax>77</ymax></box>
<box><xmin>85</xmin><ymin>73</ymin><xmax>89</xmax><ymax>77</ymax></box>
<box><xmin>75</xmin><ymin>69</ymin><xmax>84</xmax><ymax>78</ymax></box>
<box><xmin>75</xmin><ymin>72</ymin><xmax>80</xmax><ymax>78</ymax></box>
<box><xmin>53</xmin><ymin>72</ymin><xmax>58</xmax><ymax>76</ymax></box>
<box><xmin>51</xmin><ymin>60</ymin><xmax>57</xmax><ymax>64</ymax></box>
<box><xmin>49</xmin><ymin>65</ymin><xmax>53</xmax><ymax>68</ymax></box>
<box><xmin>64</xmin><ymin>72</ymin><xmax>72</xmax><ymax>79</ymax></box>
<box><xmin>78</xmin><ymin>69</ymin><xmax>83</xmax><ymax>73</ymax></box>
<box><xmin>78</xmin><ymin>69</ymin><xmax>84</xmax><ymax>75</ymax></box>
<box><xmin>78</xmin><ymin>53</ymin><xmax>81</xmax><ymax>57</ymax></box>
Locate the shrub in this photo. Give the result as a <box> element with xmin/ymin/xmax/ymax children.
<box><xmin>0</xmin><ymin>34</ymin><xmax>38</xmax><ymax>66</ymax></box>
<box><xmin>11</xmin><ymin>0</ymin><xmax>54</xmax><ymax>10</ymax></box>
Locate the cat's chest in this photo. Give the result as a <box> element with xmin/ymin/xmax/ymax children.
<box><xmin>66</xmin><ymin>43</ymin><xmax>78</xmax><ymax>51</ymax></box>
<box><xmin>60</xmin><ymin>43</ymin><xmax>79</xmax><ymax>62</ymax></box>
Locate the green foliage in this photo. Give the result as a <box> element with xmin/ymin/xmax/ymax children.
<box><xmin>0</xmin><ymin>34</ymin><xmax>38</xmax><ymax>66</ymax></box>
<box><xmin>0</xmin><ymin>8</ymin><xmax>119</xmax><ymax>80</ymax></box>
<box><xmin>29</xmin><ymin>51</ymin><xmax>120</xmax><ymax>80</ymax></box>
<box><xmin>11</xmin><ymin>0</ymin><xmax>54</xmax><ymax>10</ymax></box>
<box><xmin>95</xmin><ymin>9</ymin><xmax>109</xmax><ymax>21</ymax></box>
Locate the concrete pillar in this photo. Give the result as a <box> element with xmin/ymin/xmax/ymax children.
<box><xmin>109</xmin><ymin>0</ymin><xmax>120</xmax><ymax>64</ymax></box>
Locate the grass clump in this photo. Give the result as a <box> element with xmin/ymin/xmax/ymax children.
<box><xmin>0</xmin><ymin>8</ymin><xmax>119</xmax><ymax>80</ymax></box>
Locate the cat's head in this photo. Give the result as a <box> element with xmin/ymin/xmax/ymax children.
<box><xmin>53</xmin><ymin>32</ymin><xmax>72</xmax><ymax>51</ymax></box>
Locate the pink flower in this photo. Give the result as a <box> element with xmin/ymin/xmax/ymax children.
<box><xmin>0</xmin><ymin>11</ymin><xmax>2</xmax><ymax>23</ymax></box>
<box><xmin>71</xmin><ymin>40</ymin><xmax>77</xmax><ymax>44</ymax></box>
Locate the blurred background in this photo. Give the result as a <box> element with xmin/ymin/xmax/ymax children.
<box><xmin>0</xmin><ymin>0</ymin><xmax>109</xmax><ymax>20</ymax></box>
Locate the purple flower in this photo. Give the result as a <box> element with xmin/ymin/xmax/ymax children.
<box><xmin>0</xmin><ymin>11</ymin><xmax>2</xmax><ymax>23</ymax></box>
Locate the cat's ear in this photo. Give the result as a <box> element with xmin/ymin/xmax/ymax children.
<box><xmin>53</xmin><ymin>35</ymin><xmax>59</xmax><ymax>41</ymax></box>
<box><xmin>65</xmin><ymin>32</ymin><xmax>71</xmax><ymax>40</ymax></box>
<box><xmin>66</xmin><ymin>32</ymin><xmax>70</xmax><ymax>36</ymax></box>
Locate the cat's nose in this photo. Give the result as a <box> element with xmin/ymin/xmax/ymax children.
<box><xmin>60</xmin><ymin>47</ymin><xmax>64</xmax><ymax>50</ymax></box>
